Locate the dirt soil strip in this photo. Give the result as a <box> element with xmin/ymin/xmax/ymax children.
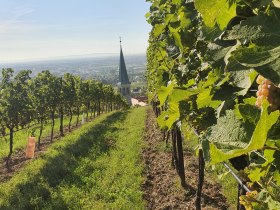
<box><xmin>0</xmin><ymin>119</ymin><xmax>91</xmax><ymax>183</ymax></box>
<box><xmin>142</xmin><ymin>108</ymin><xmax>229</xmax><ymax>210</ymax></box>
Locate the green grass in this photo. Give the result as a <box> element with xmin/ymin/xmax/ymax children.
<box><xmin>0</xmin><ymin>114</ymin><xmax>87</xmax><ymax>159</ymax></box>
<box><xmin>0</xmin><ymin>107</ymin><xmax>147</xmax><ymax>210</ymax></box>
<box><xmin>205</xmin><ymin>163</ymin><xmax>238</xmax><ymax>210</ymax></box>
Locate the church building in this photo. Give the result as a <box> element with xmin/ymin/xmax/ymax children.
<box><xmin>117</xmin><ymin>39</ymin><xmax>131</xmax><ymax>105</ymax></box>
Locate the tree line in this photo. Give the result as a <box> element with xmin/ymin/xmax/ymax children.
<box><xmin>0</xmin><ymin>68</ymin><xmax>128</xmax><ymax>165</ymax></box>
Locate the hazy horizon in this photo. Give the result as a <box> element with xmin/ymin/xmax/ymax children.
<box><xmin>0</xmin><ymin>53</ymin><xmax>147</xmax><ymax>81</ymax></box>
<box><xmin>0</xmin><ymin>51</ymin><xmax>146</xmax><ymax>65</ymax></box>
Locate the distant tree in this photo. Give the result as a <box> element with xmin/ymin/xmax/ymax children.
<box><xmin>0</xmin><ymin>69</ymin><xmax>32</xmax><ymax>166</ymax></box>
<box><xmin>96</xmin><ymin>82</ymin><xmax>104</xmax><ymax>116</ymax></box>
<box><xmin>103</xmin><ymin>85</ymin><xmax>114</xmax><ymax>112</ymax></box>
<box><xmin>80</xmin><ymin>80</ymin><xmax>91</xmax><ymax>121</ymax></box>
<box><xmin>46</xmin><ymin>73</ymin><xmax>61</xmax><ymax>142</ymax></box>
<box><xmin>63</xmin><ymin>73</ymin><xmax>77</xmax><ymax>131</ymax></box>
<box><xmin>30</xmin><ymin>70</ymin><xmax>53</xmax><ymax>149</ymax></box>
<box><xmin>73</xmin><ymin>75</ymin><xmax>82</xmax><ymax>127</ymax></box>
<box><xmin>88</xmin><ymin>80</ymin><xmax>99</xmax><ymax>118</ymax></box>
<box><xmin>58</xmin><ymin>77</ymin><xmax>65</xmax><ymax>136</ymax></box>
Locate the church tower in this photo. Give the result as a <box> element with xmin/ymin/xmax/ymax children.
<box><xmin>117</xmin><ymin>38</ymin><xmax>131</xmax><ymax>104</ymax></box>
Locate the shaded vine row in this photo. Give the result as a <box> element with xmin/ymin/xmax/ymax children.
<box><xmin>0</xmin><ymin>68</ymin><xmax>128</xmax><ymax>167</ymax></box>
<box><xmin>146</xmin><ymin>0</ymin><xmax>280</xmax><ymax>209</ymax></box>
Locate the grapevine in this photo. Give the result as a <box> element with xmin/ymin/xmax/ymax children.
<box><xmin>146</xmin><ymin>0</ymin><xmax>280</xmax><ymax>209</ymax></box>
<box><xmin>0</xmin><ymin>68</ymin><xmax>128</xmax><ymax>167</ymax></box>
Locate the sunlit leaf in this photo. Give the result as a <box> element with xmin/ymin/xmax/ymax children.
<box><xmin>208</xmin><ymin>102</ymin><xmax>279</xmax><ymax>164</ymax></box>
<box><xmin>194</xmin><ymin>0</ymin><xmax>236</xmax><ymax>29</ymax></box>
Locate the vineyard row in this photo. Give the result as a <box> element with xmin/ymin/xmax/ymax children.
<box><xmin>0</xmin><ymin>68</ymin><xmax>128</xmax><ymax>167</ymax></box>
<box><xmin>146</xmin><ymin>0</ymin><xmax>280</xmax><ymax>209</ymax></box>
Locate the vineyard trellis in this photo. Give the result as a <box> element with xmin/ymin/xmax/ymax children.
<box><xmin>0</xmin><ymin>68</ymin><xmax>128</xmax><ymax>167</ymax></box>
<box><xmin>147</xmin><ymin>0</ymin><xmax>280</xmax><ymax>209</ymax></box>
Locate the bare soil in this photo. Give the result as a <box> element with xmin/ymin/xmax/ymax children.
<box><xmin>142</xmin><ymin>108</ymin><xmax>230</xmax><ymax>210</ymax></box>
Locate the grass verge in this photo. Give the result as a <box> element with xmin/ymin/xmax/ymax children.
<box><xmin>0</xmin><ymin>107</ymin><xmax>147</xmax><ymax>210</ymax></box>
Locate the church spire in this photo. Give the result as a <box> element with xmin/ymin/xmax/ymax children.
<box><xmin>119</xmin><ymin>39</ymin><xmax>130</xmax><ymax>85</ymax></box>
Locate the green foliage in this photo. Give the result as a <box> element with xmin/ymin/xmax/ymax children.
<box><xmin>0</xmin><ymin>68</ymin><xmax>128</xmax><ymax>158</ymax></box>
<box><xmin>208</xmin><ymin>103</ymin><xmax>279</xmax><ymax>164</ymax></box>
<box><xmin>207</xmin><ymin>110</ymin><xmax>252</xmax><ymax>151</ymax></box>
<box><xmin>0</xmin><ymin>69</ymin><xmax>32</xmax><ymax>130</ymax></box>
<box><xmin>224</xmin><ymin>8</ymin><xmax>280</xmax><ymax>85</ymax></box>
<box><xmin>195</xmin><ymin>0</ymin><xmax>237</xmax><ymax>29</ymax></box>
<box><xmin>146</xmin><ymin>0</ymin><xmax>280</xmax><ymax>208</ymax></box>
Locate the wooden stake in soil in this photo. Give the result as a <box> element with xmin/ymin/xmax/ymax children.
<box><xmin>171</xmin><ymin>129</ymin><xmax>178</xmax><ymax>169</ymax></box>
<box><xmin>176</xmin><ymin>128</ymin><xmax>186</xmax><ymax>187</ymax></box>
<box><xmin>196</xmin><ymin>149</ymin><xmax>205</xmax><ymax>210</ymax></box>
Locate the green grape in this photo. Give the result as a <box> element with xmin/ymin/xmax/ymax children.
<box><xmin>256</xmin><ymin>75</ymin><xmax>264</xmax><ymax>85</ymax></box>
<box><xmin>255</xmin><ymin>75</ymin><xmax>280</xmax><ymax>111</ymax></box>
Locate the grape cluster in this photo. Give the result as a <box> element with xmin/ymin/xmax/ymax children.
<box><xmin>239</xmin><ymin>190</ymin><xmax>258</xmax><ymax>210</ymax></box>
<box><xmin>255</xmin><ymin>75</ymin><xmax>280</xmax><ymax>111</ymax></box>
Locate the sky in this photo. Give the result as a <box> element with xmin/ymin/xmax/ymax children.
<box><xmin>0</xmin><ymin>0</ymin><xmax>151</xmax><ymax>63</ymax></box>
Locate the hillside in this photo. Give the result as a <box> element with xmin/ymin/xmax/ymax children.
<box><xmin>0</xmin><ymin>108</ymin><xmax>147</xmax><ymax>209</ymax></box>
<box><xmin>0</xmin><ymin>107</ymin><xmax>234</xmax><ymax>209</ymax></box>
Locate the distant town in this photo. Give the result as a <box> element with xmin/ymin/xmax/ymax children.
<box><xmin>0</xmin><ymin>54</ymin><xmax>147</xmax><ymax>86</ymax></box>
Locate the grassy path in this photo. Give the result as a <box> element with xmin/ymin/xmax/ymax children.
<box><xmin>0</xmin><ymin>107</ymin><xmax>147</xmax><ymax>210</ymax></box>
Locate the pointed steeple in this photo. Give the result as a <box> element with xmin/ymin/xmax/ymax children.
<box><xmin>119</xmin><ymin>38</ymin><xmax>130</xmax><ymax>85</ymax></box>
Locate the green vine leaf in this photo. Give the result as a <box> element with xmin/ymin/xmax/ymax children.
<box><xmin>274</xmin><ymin>171</ymin><xmax>280</xmax><ymax>185</ymax></box>
<box><xmin>194</xmin><ymin>0</ymin><xmax>236</xmax><ymax>29</ymax></box>
<box><xmin>169</xmin><ymin>87</ymin><xmax>199</xmax><ymax>103</ymax></box>
<box><xmin>196</xmin><ymin>88</ymin><xmax>221</xmax><ymax>109</ymax></box>
<box><xmin>207</xmin><ymin>110</ymin><xmax>252</xmax><ymax>151</ymax></box>
<box><xmin>153</xmin><ymin>24</ymin><xmax>166</xmax><ymax>38</ymax></box>
<box><xmin>237</xmin><ymin>104</ymin><xmax>260</xmax><ymax>125</ymax></box>
<box><xmin>157</xmin><ymin>82</ymin><xmax>175</xmax><ymax>106</ymax></box>
<box><xmin>225</xmin><ymin>8</ymin><xmax>280</xmax><ymax>85</ymax></box>
<box><xmin>208</xmin><ymin>102</ymin><xmax>279</xmax><ymax>164</ymax></box>
<box><xmin>227</xmin><ymin>45</ymin><xmax>280</xmax><ymax>85</ymax></box>
<box><xmin>266</xmin><ymin>196</ymin><xmax>280</xmax><ymax>210</ymax></box>
<box><xmin>224</xmin><ymin>8</ymin><xmax>280</xmax><ymax>46</ymax></box>
<box><xmin>157</xmin><ymin>101</ymin><xmax>180</xmax><ymax>130</ymax></box>
<box><xmin>229</xmin><ymin>69</ymin><xmax>258</xmax><ymax>96</ymax></box>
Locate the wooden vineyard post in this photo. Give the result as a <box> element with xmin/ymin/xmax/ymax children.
<box><xmin>171</xmin><ymin>128</ymin><xmax>186</xmax><ymax>187</ymax></box>
<box><xmin>171</xmin><ymin>129</ymin><xmax>178</xmax><ymax>169</ymax></box>
<box><xmin>196</xmin><ymin>149</ymin><xmax>205</xmax><ymax>210</ymax></box>
<box><xmin>165</xmin><ymin>130</ymin><xmax>170</xmax><ymax>144</ymax></box>
<box><xmin>176</xmin><ymin>128</ymin><xmax>186</xmax><ymax>187</ymax></box>
<box><xmin>163</xmin><ymin>129</ymin><xmax>166</xmax><ymax>142</ymax></box>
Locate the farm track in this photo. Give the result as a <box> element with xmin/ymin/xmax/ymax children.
<box><xmin>142</xmin><ymin>108</ymin><xmax>230</xmax><ymax>210</ymax></box>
